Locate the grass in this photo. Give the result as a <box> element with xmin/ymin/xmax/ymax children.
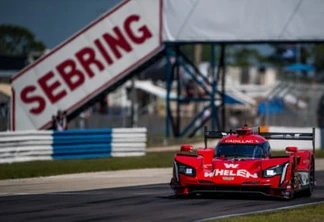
<box><xmin>0</xmin><ymin>151</ymin><xmax>176</xmax><ymax>180</ymax></box>
<box><xmin>210</xmin><ymin>203</ymin><xmax>324</xmax><ymax>222</ymax></box>
<box><xmin>0</xmin><ymin>150</ymin><xmax>323</xmax><ymax>180</ymax></box>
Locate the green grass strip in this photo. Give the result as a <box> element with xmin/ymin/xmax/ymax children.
<box><xmin>0</xmin><ymin>150</ymin><xmax>323</xmax><ymax>180</ymax></box>
<box><xmin>210</xmin><ymin>203</ymin><xmax>324</xmax><ymax>222</ymax></box>
<box><xmin>0</xmin><ymin>151</ymin><xmax>176</xmax><ymax>180</ymax></box>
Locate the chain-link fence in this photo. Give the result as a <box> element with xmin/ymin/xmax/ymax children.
<box><xmin>2</xmin><ymin>82</ymin><xmax>324</xmax><ymax>135</ymax></box>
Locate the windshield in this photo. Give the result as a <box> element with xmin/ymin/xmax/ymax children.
<box><xmin>215</xmin><ymin>144</ymin><xmax>265</xmax><ymax>159</ymax></box>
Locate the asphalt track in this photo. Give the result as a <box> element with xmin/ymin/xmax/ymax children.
<box><xmin>1</xmin><ymin>171</ymin><xmax>324</xmax><ymax>222</ymax></box>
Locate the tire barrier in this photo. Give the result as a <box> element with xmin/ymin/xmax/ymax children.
<box><xmin>0</xmin><ymin>128</ymin><xmax>147</xmax><ymax>164</ymax></box>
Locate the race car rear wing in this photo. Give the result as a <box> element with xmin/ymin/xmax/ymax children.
<box><xmin>203</xmin><ymin>126</ymin><xmax>315</xmax><ymax>153</ymax></box>
<box><xmin>258</xmin><ymin>127</ymin><xmax>315</xmax><ymax>154</ymax></box>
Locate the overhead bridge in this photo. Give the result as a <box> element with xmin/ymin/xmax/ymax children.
<box><xmin>11</xmin><ymin>0</ymin><xmax>324</xmax><ymax>131</ymax></box>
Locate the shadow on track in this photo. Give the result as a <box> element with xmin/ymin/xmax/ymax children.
<box><xmin>159</xmin><ymin>191</ymin><xmax>321</xmax><ymax>202</ymax></box>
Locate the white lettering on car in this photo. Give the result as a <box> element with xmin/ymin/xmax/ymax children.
<box><xmin>204</xmin><ymin>171</ymin><xmax>215</xmax><ymax>177</ymax></box>
<box><xmin>204</xmin><ymin>169</ymin><xmax>258</xmax><ymax>178</ymax></box>
<box><xmin>214</xmin><ymin>169</ymin><xmax>224</xmax><ymax>176</ymax></box>
<box><xmin>223</xmin><ymin>139</ymin><xmax>259</xmax><ymax>143</ymax></box>
<box><xmin>224</xmin><ymin>163</ymin><xmax>239</xmax><ymax>168</ymax></box>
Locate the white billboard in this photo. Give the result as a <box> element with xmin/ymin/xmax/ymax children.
<box><xmin>11</xmin><ymin>0</ymin><xmax>163</xmax><ymax>130</ymax></box>
<box><xmin>163</xmin><ymin>0</ymin><xmax>324</xmax><ymax>42</ymax></box>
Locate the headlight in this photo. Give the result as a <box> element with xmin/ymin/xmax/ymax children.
<box><xmin>263</xmin><ymin>164</ymin><xmax>284</xmax><ymax>177</ymax></box>
<box><xmin>177</xmin><ymin>162</ymin><xmax>196</xmax><ymax>177</ymax></box>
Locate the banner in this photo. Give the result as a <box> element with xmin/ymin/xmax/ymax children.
<box><xmin>11</xmin><ymin>0</ymin><xmax>162</xmax><ymax>130</ymax></box>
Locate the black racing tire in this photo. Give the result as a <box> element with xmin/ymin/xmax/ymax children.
<box><xmin>288</xmin><ymin>188</ymin><xmax>295</xmax><ymax>200</ymax></box>
<box><xmin>303</xmin><ymin>158</ymin><xmax>314</xmax><ymax>197</ymax></box>
<box><xmin>288</xmin><ymin>167</ymin><xmax>296</xmax><ymax>200</ymax></box>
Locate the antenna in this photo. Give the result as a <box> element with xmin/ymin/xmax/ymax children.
<box><xmin>204</xmin><ymin>126</ymin><xmax>207</xmax><ymax>148</ymax></box>
<box><xmin>312</xmin><ymin>127</ymin><xmax>315</xmax><ymax>155</ymax></box>
<box><xmin>244</xmin><ymin>118</ymin><xmax>248</xmax><ymax>127</ymax></box>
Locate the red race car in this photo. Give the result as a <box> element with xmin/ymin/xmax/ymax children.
<box><xmin>170</xmin><ymin>125</ymin><xmax>316</xmax><ymax>199</ymax></box>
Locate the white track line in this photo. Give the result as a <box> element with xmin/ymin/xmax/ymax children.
<box><xmin>193</xmin><ymin>201</ymin><xmax>324</xmax><ymax>222</ymax></box>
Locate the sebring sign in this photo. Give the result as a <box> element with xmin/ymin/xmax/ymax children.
<box><xmin>11</xmin><ymin>0</ymin><xmax>162</xmax><ymax>130</ymax></box>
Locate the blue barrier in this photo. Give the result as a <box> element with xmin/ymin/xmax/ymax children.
<box><xmin>0</xmin><ymin>128</ymin><xmax>147</xmax><ymax>163</ymax></box>
<box><xmin>52</xmin><ymin>153</ymin><xmax>112</xmax><ymax>160</ymax></box>
<box><xmin>52</xmin><ymin>129</ymin><xmax>123</xmax><ymax>160</ymax></box>
<box><xmin>52</xmin><ymin>137</ymin><xmax>113</xmax><ymax>145</ymax></box>
<box><xmin>53</xmin><ymin>129</ymin><xmax>113</xmax><ymax>135</ymax></box>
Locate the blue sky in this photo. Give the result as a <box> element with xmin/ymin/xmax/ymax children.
<box><xmin>1</xmin><ymin>0</ymin><xmax>273</xmax><ymax>55</ymax></box>
<box><xmin>1</xmin><ymin>0</ymin><xmax>122</xmax><ymax>49</ymax></box>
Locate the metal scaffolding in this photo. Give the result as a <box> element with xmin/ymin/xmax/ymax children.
<box><xmin>165</xmin><ymin>43</ymin><xmax>227</xmax><ymax>138</ymax></box>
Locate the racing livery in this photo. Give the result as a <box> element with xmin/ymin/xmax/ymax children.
<box><xmin>170</xmin><ymin>125</ymin><xmax>316</xmax><ymax>199</ymax></box>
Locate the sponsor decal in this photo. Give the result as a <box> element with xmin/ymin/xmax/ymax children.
<box><xmin>224</xmin><ymin>163</ymin><xmax>239</xmax><ymax>168</ymax></box>
<box><xmin>222</xmin><ymin>177</ymin><xmax>234</xmax><ymax>180</ymax></box>
<box><xmin>223</xmin><ymin>139</ymin><xmax>259</xmax><ymax>143</ymax></box>
<box><xmin>204</xmin><ymin>169</ymin><xmax>258</xmax><ymax>178</ymax></box>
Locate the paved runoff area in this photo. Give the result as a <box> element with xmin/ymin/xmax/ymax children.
<box><xmin>0</xmin><ymin>159</ymin><xmax>324</xmax><ymax>196</ymax></box>
<box><xmin>0</xmin><ymin>168</ymin><xmax>171</xmax><ymax>196</ymax></box>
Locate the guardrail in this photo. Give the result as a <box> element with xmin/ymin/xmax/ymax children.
<box><xmin>0</xmin><ymin>128</ymin><xmax>147</xmax><ymax>164</ymax></box>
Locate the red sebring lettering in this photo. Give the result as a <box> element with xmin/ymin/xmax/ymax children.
<box><xmin>124</xmin><ymin>14</ymin><xmax>153</xmax><ymax>44</ymax></box>
<box><xmin>101</xmin><ymin>14</ymin><xmax>153</xmax><ymax>60</ymax></box>
<box><xmin>38</xmin><ymin>71</ymin><xmax>67</xmax><ymax>104</ymax></box>
<box><xmin>57</xmin><ymin>59</ymin><xmax>85</xmax><ymax>91</ymax></box>
<box><xmin>20</xmin><ymin>86</ymin><xmax>46</xmax><ymax>115</ymax></box>
<box><xmin>94</xmin><ymin>39</ymin><xmax>114</xmax><ymax>66</ymax></box>
<box><xmin>75</xmin><ymin>47</ymin><xmax>105</xmax><ymax>78</ymax></box>
<box><xmin>21</xmin><ymin>13</ymin><xmax>154</xmax><ymax>116</ymax></box>
<box><xmin>103</xmin><ymin>27</ymin><xmax>133</xmax><ymax>60</ymax></box>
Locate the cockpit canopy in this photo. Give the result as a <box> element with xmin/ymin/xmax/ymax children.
<box><xmin>215</xmin><ymin>143</ymin><xmax>270</xmax><ymax>159</ymax></box>
<box><xmin>216</xmin><ymin>126</ymin><xmax>271</xmax><ymax>159</ymax></box>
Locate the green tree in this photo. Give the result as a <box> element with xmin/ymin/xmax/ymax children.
<box><xmin>263</xmin><ymin>44</ymin><xmax>312</xmax><ymax>67</ymax></box>
<box><xmin>232</xmin><ymin>46</ymin><xmax>261</xmax><ymax>67</ymax></box>
<box><xmin>0</xmin><ymin>24</ymin><xmax>46</xmax><ymax>56</ymax></box>
<box><xmin>311</xmin><ymin>44</ymin><xmax>324</xmax><ymax>72</ymax></box>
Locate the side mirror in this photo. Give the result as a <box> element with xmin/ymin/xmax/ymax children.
<box><xmin>285</xmin><ymin>146</ymin><xmax>298</xmax><ymax>153</ymax></box>
<box><xmin>180</xmin><ymin>144</ymin><xmax>193</xmax><ymax>152</ymax></box>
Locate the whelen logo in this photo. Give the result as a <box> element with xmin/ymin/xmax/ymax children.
<box><xmin>224</xmin><ymin>163</ymin><xmax>239</xmax><ymax>168</ymax></box>
<box><xmin>204</xmin><ymin>163</ymin><xmax>258</xmax><ymax>178</ymax></box>
<box><xmin>204</xmin><ymin>169</ymin><xmax>257</xmax><ymax>178</ymax></box>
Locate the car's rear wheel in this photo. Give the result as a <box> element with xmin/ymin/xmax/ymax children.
<box><xmin>287</xmin><ymin>167</ymin><xmax>296</xmax><ymax>200</ymax></box>
<box><xmin>303</xmin><ymin>158</ymin><xmax>314</xmax><ymax>197</ymax></box>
